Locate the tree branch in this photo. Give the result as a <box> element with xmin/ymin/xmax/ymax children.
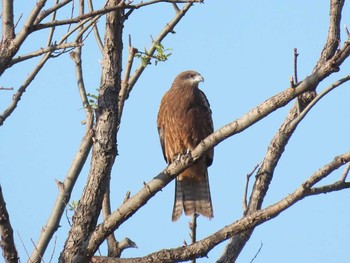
<box><xmin>86</xmin><ymin>63</ymin><xmax>340</xmax><ymax>254</ymax></box>
<box><xmin>32</xmin><ymin>1</ymin><xmax>198</xmax><ymax>31</ymax></box>
<box><xmin>217</xmin><ymin>1</ymin><xmax>349</xmax><ymax>259</ymax></box>
<box><xmin>45</xmin><ymin>0</ymin><xmax>60</xmax><ymax>47</ymax></box>
<box><xmin>314</xmin><ymin>0</ymin><xmax>344</xmax><ymax>72</ymax></box>
<box><xmin>0</xmin><ymin>185</ymin><xmax>18</xmax><ymax>263</ymax></box>
<box><xmin>9</xmin><ymin>42</ymin><xmax>81</xmax><ymax>66</ymax></box>
<box><xmin>28</xmin><ymin>4</ymin><xmax>95</xmax><ymax>259</ymax></box>
<box><xmin>0</xmin><ymin>52</ymin><xmax>51</xmax><ymax>126</ymax></box>
<box><xmin>340</xmin><ymin>162</ymin><xmax>350</xmax><ymax>182</ymax></box>
<box><xmin>59</xmin><ymin>1</ymin><xmax>124</xmax><ymax>261</ymax></box>
<box><xmin>87</xmin><ymin>0</ymin><xmax>104</xmax><ymax>52</ymax></box>
<box><xmin>12</xmin><ymin>0</ymin><xmax>47</xmax><ymax>49</ymax></box>
<box><xmin>117</xmin><ymin>2</ymin><xmax>194</xmax><ymax>127</ymax></box>
<box><xmin>1</xmin><ymin>0</ymin><xmax>15</xmax><ymax>40</ymax></box>
<box><xmin>91</xmin><ymin>151</ymin><xmax>350</xmax><ymax>262</ymax></box>
<box><xmin>34</xmin><ymin>0</ymin><xmax>73</xmax><ymax>25</ymax></box>
<box><xmin>127</xmin><ymin>2</ymin><xmax>193</xmax><ymax>93</ymax></box>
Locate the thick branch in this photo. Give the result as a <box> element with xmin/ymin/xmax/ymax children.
<box><xmin>314</xmin><ymin>0</ymin><xmax>344</xmax><ymax>71</ymax></box>
<box><xmin>1</xmin><ymin>0</ymin><xmax>15</xmax><ymax>40</ymax></box>
<box><xmin>0</xmin><ymin>185</ymin><xmax>18</xmax><ymax>263</ymax></box>
<box><xmin>86</xmin><ymin>69</ymin><xmax>329</xmax><ymax>254</ymax></box>
<box><xmin>12</xmin><ymin>0</ymin><xmax>47</xmax><ymax>49</ymax></box>
<box><xmin>59</xmin><ymin>1</ymin><xmax>124</xmax><ymax>261</ymax></box>
<box><xmin>92</xmin><ymin>152</ymin><xmax>350</xmax><ymax>262</ymax></box>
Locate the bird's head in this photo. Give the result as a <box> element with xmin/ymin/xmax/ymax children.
<box><xmin>174</xmin><ymin>70</ymin><xmax>204</xmax><ymax>87</ymax></box>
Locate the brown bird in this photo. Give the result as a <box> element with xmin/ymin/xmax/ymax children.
<box><xmin>157</xmin><ymin>70</ymin><xmax>214</xmax><ymax>221</ymax></box>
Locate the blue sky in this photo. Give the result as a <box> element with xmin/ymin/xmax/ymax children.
<box><xmin>1</xmin><ymin>1</ymin><xmax>350</xmax><ymax>262</ymax></box>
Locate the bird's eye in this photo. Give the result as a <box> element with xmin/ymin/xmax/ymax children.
<box><xmin>188</xmin><ymin>74</ymin><xmax>194</xmax><ymax>79</ymax></box>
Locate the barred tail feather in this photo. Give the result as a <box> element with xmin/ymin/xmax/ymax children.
<box><xmin>172</xmin><ymin>169</ymin><xmax>213</xmax><ymax>222</ymax></box>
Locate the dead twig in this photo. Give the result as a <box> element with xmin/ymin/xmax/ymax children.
<box><xmin>243</xmin><ymin>163</ymin><xmax>260</xmax><ymax>215</ymax></box>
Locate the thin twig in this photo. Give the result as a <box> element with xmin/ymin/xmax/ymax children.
<box><xmin>10</xmin><ymin>42</ymin><xmax>81</xmax><ymax>66</ymax></box>
<box><xmin>339</xmin><ymin>162</ymin><xmax>350</xmax><ymax>182</ymax></box>
<box><xmin>345</xmin><ymin>24</ymin><xmax>350</xmax><ymax>37</ymax></box>
<box><xmin>45</xmin><ymin>0</ymin><xmax>59</xmax><ymax>47</ymax></box>
<box><xmin>87</xmin><ymin>0</ymin><xmax>104</xmax><ymax>51</ymax></box>
<box><xmin>0</xmin><ymin>87</ymin><xmax>13</xmax><ymax>91</ymax></box>
<box><xmin>293</xmin><ymin>48</ymin><xmax>299</xmax><ymax>84</ymax></box>
<box><xmin>290</xmin><ymin>74</ymin><xmax>350</xmax><ymax>128</ymax></box>
<box><xmin>13</xmin><ymin>13</ymin><xmax>23</xmax><ymax>30</ymax></box>
<box><xmin>74</xmin><ymin>15</ymin><xmax>101</xmax><ymax>43</ymax></box>
<box><xmin>118</xmin><ymin>43</ymin><xmax>137</xmax><ymax>126</ymax></box>
<box><xmin>34</xmin><ymin>0</ymin><xmax>72</xmax><ymax>25</ymax></box>
<box><xmin>31</xmin><ymin>238</ymin><xmax>46</xmax><ymax>263</ymax></box>
<box><xmin>29</xmin><ymin>34</ymin><xmax>94</xmax><ymax>260</ymax></box>
<box><xmin>172</xmin><ymin>3</ymin><xmax>180</xmax><ymax>13</ymax></box>
<box><xmin>250</xmin><ymin>242</ymin><xmax>263</xmax><ymax>263</ymax></box>
<box><xmin>0</xmin><ymin>52</ymin><xmax>52</xmax><ymax>126</ymax></box>
<box><xmin>243</xmin><ymin>163</ymin><xmax>260</xmax><ymax>215</ymax></box>
<box><xmin>126</xmin><ymin>2</ymin><xmax>194</xmax><ymax>104</ymax></box>
<box><xmin>32</xmin><ymin>0</ymin><xmax>198</xmax><ymax>31</ymax></box>
<box><xmin>17</xmin><ymin>231</ymin><xmax>30</xmax><ymax>259</ymax></box>
<box><xmin>307</xmin><ymin>181</ymin><xmax>350</xmax><ymax>196</ymax></box>
<box><xmin>48</xmin><ymin>236</ymin><xmax>57</xmax><ymax>263</ymax></box>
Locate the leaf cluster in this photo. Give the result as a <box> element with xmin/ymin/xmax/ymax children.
<box><xmin>135</xmin><ymin>42</ymin><xmax>172</xmax><ymax>67</ymax></box>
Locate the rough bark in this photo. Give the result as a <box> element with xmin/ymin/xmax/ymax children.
<box><xmin>58</xmin><ymin>1</ymin><xmax>123</xmax><ymax>262</ymax></box>
<box><xmin>0</xmin><ymin>186</ymin><xmax>18</xmax><ymax>263</ymax></box>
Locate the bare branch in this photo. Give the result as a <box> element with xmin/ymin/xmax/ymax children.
<box><xmin>9</xmin><ymin>42</ymin><xmax>81</xmax><ymax>66</ymax></box>
<box><xmin>217</xmin><ymin>73</ymin><xmax>350</xmax><ymax>262</ymax></box>
<box><xmin>250</xmin><ymin>242</ymin><xmax>263</xmax><ymax>263</ymax></box>
<box><xmin>13</xmin><ymin>0</ymin><xmax>47</xmax><ymax>48</ymax></box>
<box><xmin>91</xmin><ymin>151</ymin><xmax>350</xmax><ymax>262</ymax></box>
<box><xmin>0</xmin><ymin>185</ymin><xmax>18</xmax><ymax>263</ymax></box>
<box><xmin>86</xmin><ymin>56</ymin><xmax>350</xmax><ymax>253</ymax></box>
<box><xmin>34</xmin><ymin>0</ymin><xmax>73</xmax><ymax>25</ymax></box>
<box><xmin>293</xmin><ymin>48</ymin><xmax>299</xmax><ymax>84</ymax></box>
<box><xmin>314</xmin><ymin>0</ymin><xmax>344</xmax><ymax>72</ymax></box>
<box><xmin>33</xmin><ymin>1</ymin><xmax>200</xmax><ymax>35</ymax></box>
<box><xmin>339</xmin><ymin>162</ymin><xmax>350</xmax><ymax>182</ymax></box>
<box><xmin>118</xmin><ymin>44</ymin><xmax>137</xmax><ymax>126</ymax></box>
<box><xmin>2</xmin><ymin>0</ymin><xmax>15</xmax><ymax>40</ymax></box>
<box><xmin>189</xmin><ymin>213</ymin><xmax>199</xmax><ymax>263</ymax></box>
<box><xmin>87</xmin><ymin>0</ymin><xmax>104</xmax><ymax>52</ymax></box>
<box><xmin>59</xmin><ymin>1</ymin><xmax>124</xmax><ymax>261</ymax></box>
<box><xmin>127</xmin><ymin>2</ymin><xmax>193</xmax><ymax>88</ymax></box>
<box><xmin>243</xmin><ymin>163</ymin><xmax>260</xmax><ymax>215</ymax></box>
<box><xmin>307</xmin><ymin>181</ymin><xmax>350</xmax><ymax>196</ymax></box>
<box><xmin>45</xmin><ymin>0</ymin><xmax>60</xmax><ymax>47</ymax></box>
<box><xmin>29</xmin><ymin>14</ymin><xmax>94</xmax><ymax>259</ymax></box>
<box><xmin>290</xmin><ymin>74</ymin><xmax>350</xmax><ymax>127</ymax></box>
<box><xmin>0</xmin><ymin>87</ymin><xmax>13</xmax><ymax>91</ymax></box>
<box><xmin>0</xmin><ymin>53</ymin><xmax>51</xmax><ymax>126</ymax></box>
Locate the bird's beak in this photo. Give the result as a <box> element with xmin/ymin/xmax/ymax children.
<box><xmin>195</xmin><ymin>74</ymin><xmax>204</xmax><ymax>83</ymax></box>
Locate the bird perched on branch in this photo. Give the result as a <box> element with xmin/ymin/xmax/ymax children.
<box><xmin>157</xmin><ymin>70</ymin><xmax>214</xmax><ymax>221</ymax></box>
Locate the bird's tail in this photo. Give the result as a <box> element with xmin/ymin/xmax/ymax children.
<box><xmin>172</xmin><ymin>168</ymin><xmax>213</xmax><ymax>222</ymax></box>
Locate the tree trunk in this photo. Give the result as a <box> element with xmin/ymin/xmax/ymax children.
<box><xmin>59</xmin><ymin>1</ymin><xmax>123</xmax><ymax>262</ymax></box>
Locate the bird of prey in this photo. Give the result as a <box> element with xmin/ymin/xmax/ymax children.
<box><xmin>157</xmin><ymin>70</ymin><xmax>214</xmax><ymax>221</ymax></box>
